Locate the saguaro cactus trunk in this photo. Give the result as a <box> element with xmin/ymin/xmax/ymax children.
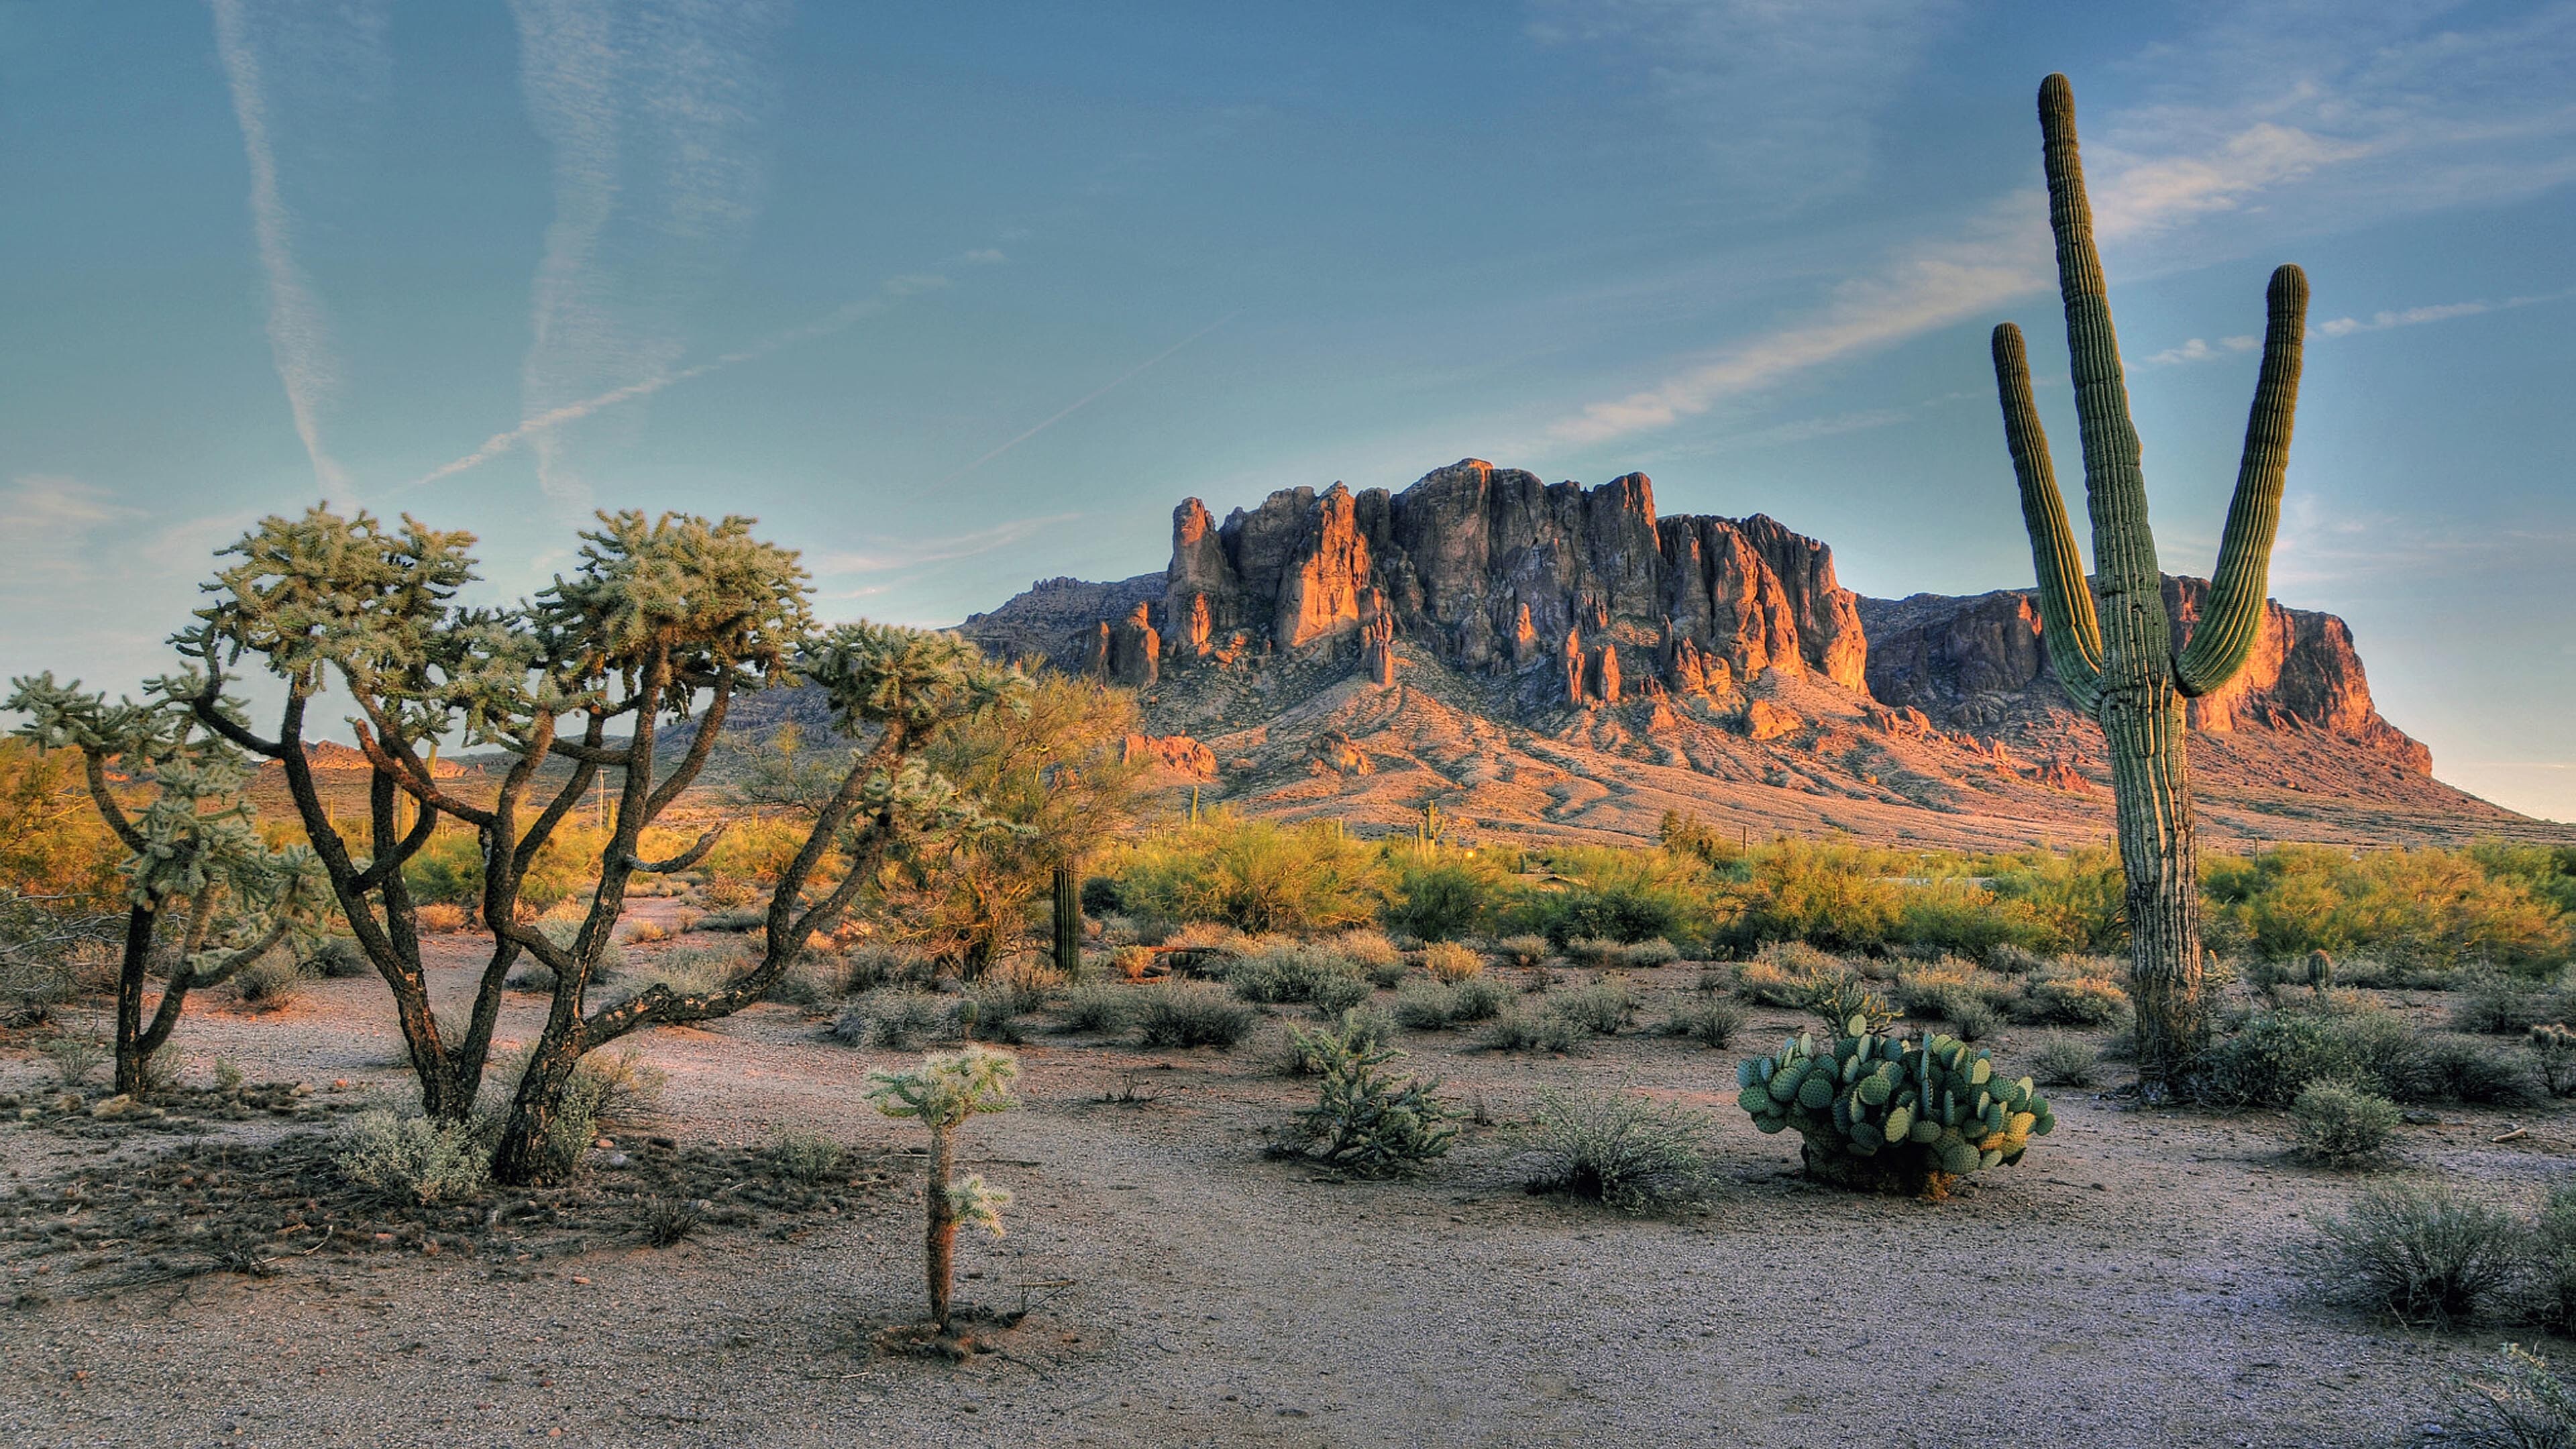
<box><xmin>1988</xmin><ymin>74</ymin><xmax>2308</xmax><ymax>1094</ymax></box>
<box><xmin>1053</xmin><ymin>863</ymin><xmax>1081</xmax><ymax>976</ymax></box>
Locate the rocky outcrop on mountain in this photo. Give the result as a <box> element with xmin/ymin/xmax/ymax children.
<box><xmin>949</xmin><ymin>458</ymin><xmax>2557</xmax><ymax>850</ymax></box>
<box><xmin>1858</xmin><ymin>578</ymin><xmax>2429</xmax><ymax>773</ymax></box>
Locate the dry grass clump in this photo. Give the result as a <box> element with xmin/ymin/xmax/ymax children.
<box><xmin>1332</xmin><ymin>928</ymin><xmax>1405</xmax><ymax>978</ymax></box>
<box><xmin>414</xmin><ymin>904</ymin><xmax>470</xmax><ymax>935</ymax></box>
<box><xmin>1659</xmin><ymin>996</ymin><xmax>1745</xmax><ymax>1049</ymax></box>
<box><xmin>1420</xmin><ymin>941</ymin><xmax>1484</xmax><ymax>983</ymax></box>
<box><xmin>1056</xmin><ymin>981</ymin><xmax>1140</xmax><ymax>1034</ymax></box>
<box><xmin>229</xmin><ymin>955</ymin><xmax>309</xmax><ymax>1011</ymax></box>
<box><xmin>2030</xmin><ymin>1034</ymin><xmax>2100</xmax><ymax>1087</ymax></box>
<box><xmin>1225</xmin><ymin>944</ymin><xmax>1362</xmax><ymax>1006</ymax></box>
<box><xmin>1520</xmin><ymin>1088</ymin><xmax>1710</xmax><ymax>1211</ymax></box>
<box><xmin>1494</xmin><ymin>934</ymin><xmax>1552</xmax><ymax>969</ymax></box>
<box><xmin>1134</xmin><ymin>981</ymin><xmax>1259</xmax><ymax>1049</ymax></box>
<box><xmin>334</xmin><ymin>1111</ymin><xmax>492</xmax><ymax>1206</ymax></box>
<box><xmin>1551</xmin><ymin>977</ymin><xmax>1640</xmax><ymax>1036</ymax></box>
<box><xmin>2288</xmin><ymin>1081</ymin><xmax>2400</xmax><ymax>1168</ymax></box>
<box><xmin>1481</xmin><ymin>1010</ymin><xmax>1587</xmax><ymax>1055</ymax></box>
<box><xmin>832</xmin><ymin>991</ymin><xmax>951</xmax><ymax>1050</ymax></box>
<box><xmin>304</xmin><ymin>938</ymin><xmax>373</xmax><ymax>979</ymax></box>
<box><xmin>2440</xmin><ymin>1346</ymin><xmax>2576</xmax><ymax>1449</ymax></box>
<box><xmin>2295</xmin><ymin>1183</ymin><xmax>2529</xmax><ymax>1329</ymax></box>
<box><xmin>1391</xmin><ymin>977</ymin><xmax>1506</xmax><ymax>1031</ymax></box>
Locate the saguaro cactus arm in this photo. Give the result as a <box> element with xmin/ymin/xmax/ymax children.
<box><xmin>2174</xmin><ymin>263</ymin><xmax>2308</xmax><ymax>696</ymax></box>
<box><xmin>1990</xmin><ymin>323</ymin><xmax>2105</xmax><ymax>712</ymax></box>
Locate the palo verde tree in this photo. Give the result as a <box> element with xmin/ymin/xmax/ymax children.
<box><xmin>5</xmin><ymin>678</ymin><xmax>327</xmax><ymax>1097</ymax></box>
<box><xmin>1986</xmin><ymin>73</ymin><xmax>2309</xmax><ymax>1090</ymax></box>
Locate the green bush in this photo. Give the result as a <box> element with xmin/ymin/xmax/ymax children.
<box><xmin>1481</xmin><ymin>1009</ymin><xmax>1587</xmax><ymax>1055</ymax></box>
<box><xmin>1737</xmin><ymin>1024</ymin><xmax>2051</xmax><ymax>1195</ymax></box>
<box><xmin>2288</xmin><ymin>1082</ymin><xmax>2399</xmax><ymax>1168</ymax></box>
<box><xmin>2441</xmin><ymin>1344</ymin><xmax>2576</xmax><ymax>1449</ymax></box>
<box><xmin>1660</xmin><ymin>996</ymin><xmax>1744</xmax><ymax>1049</ymax></box>
<box><xmin>1227</xmin><ymin>944</ymin><xmax>1366</xmax><ymax>1006</ymax></box>
<box><xmin>335</xmin><ymin>1111</ymin><xmax>492</xmax><ymax>1205</ymax></box>
<box><xmin>2206</xmin><ymin>843</ymin><xmax>2568</xmax><ymax>975</ymax></box>
<box><xmin>831</xmin><ymin>991</ymin><xmax>951</xmax><ymax>1050</ymax></box>
<box><xmin>2018</xmin><ymin>969</ymin><xmax>2131</xmax><ymax>1027</ymax></box>
<box><xmin>1520</xmin><ymin>1087</ymin><xmax>1710</xmax><ymax>1210</ymax></box>
<box><xmin>1550</xmin><ymin>978</ymin><xmax>1640</xmax><ymax>1036</ymax></box>
<box><xmin>1110</xmin><ymin>816</ymin><xmax>1389</xmax><ymax>934</ymax></box>
<box><xmin>1283</xmin><ymin>1029</ymin><xmax>1457</xmax><ymax>1177</ymax></box>
<box><xmin>1134</xmin><ymin>982</ymin><xmax>1259</xmax><ymax>1049</ymax></box>
<box><xmin>1057</xmin><ymin>981</ymin><xmax>1138</xmax><ymax>1035</ymax></box>
<box><xmin>2454</xmin><ymin>970</ymin><xmax>2551</xmax><ymax>1034</ymax></box>
<box><xmin>1391</xmin><ymin>977</ymin><xmax>1505</xmax><ymax>1030</ymax></box>
<box><xmin>2031</xmin><ymin>1034</ymin><xmax>2100</xmax><ymax>1087</ymax></box>
<box><xmin>768</xmin><ymin>1128</ymin><xmax>848</xmax><ymax>1183</ymax></box>
<box><xmin>1493</xmin><ymin>933</ymin><xmax>1552</xmax><ymax>969</ymax></box>
<box><xmin>1283</xmin><ymin>1006</ymin><xmax>1396</xmax><ymax>1074</ymax></box>
<box><xmin>1383</xmin><ymin>855</ymin><xmax>1508</xmax><ymax>943</ymax></box>
<box><xmin>2296</xmin><ymin>1183</ymin><xmax>2528</xmax><ymax>1329</ymax></box>
<box><xmin>2530</xmin><ymin>1189</ymin><xmax>2576</xmax><ymax>1331</ymax></box>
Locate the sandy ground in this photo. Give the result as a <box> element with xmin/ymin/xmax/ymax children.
<box><xmin>0</xmin><ymin>932</ymin><xmax>2561</xmax><ymax>1449</ymax></box>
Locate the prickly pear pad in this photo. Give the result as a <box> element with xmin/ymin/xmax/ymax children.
<box><xmin>1736</xmin><ymin>1020</ymin><xmax>2053</xmax><ymax>1197</ymax></box>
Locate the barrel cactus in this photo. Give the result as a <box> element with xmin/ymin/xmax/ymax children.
<box><xmin>1737</xmin><ymin>1018</ymin><xmax>2055</xmax><ymax>1198</ymax></box>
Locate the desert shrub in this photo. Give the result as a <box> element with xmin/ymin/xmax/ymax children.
<box><xmin>1481</xmin><ymin>1009</ymin><xmax>1587</xmax><ymax>1055</ymax></box>
<box><xmin>1285</xmin><ymin>1029</ymin><xmax>1457</xmax><ymax>1177</ymax></box>
<box><xmin>2417</xmin><ymin>1034</ymin><xmax>2543</xmax><ymax>1107</ymax></box>
<box><xmin>1695</xmin><ymin>964</ymin><xmax>1733</xmax><ymax>995</ymax></box>
<box><xmin>1566</xmin><ymin>936</ymin><xmax>1627</xmax><ymax>968</ymax></box>
<box><xmin>1892</xmin><ymin>877</ymin><xmax>2056</xmax><ymax>959</ymax></box>
<box><xmin>1510</xmin><ymin>845</ymin><xmax>1703</xmax><ymax>947</ymax></box>
<box><xmin>641</xmin><ymin>1197</ymin><xmax>702</xmax><ymax>1248</ymax></box>
<box><xmin>833</xmin><ymin>991</ymin><xmax>951</xmax><ymax>1050</ymax></box>
<box><xmin>1334</xmin><ymin>928</ymin><xmax>1404</xmax><ymax>976</ymax></box>
<box><xmin>1552</xmin><ymin>978</ymin><xmax>1640</xmax><ymax>1036</ymax></box>
<box><xmin>696</xmin><ymin>906</ymin><xmax>766</xmax><ymax>932</ymax></box>
<box><xmin>2456</xmin><ymin>971</ymin><xmax>2553</xmax><ymax>1035</ymax></box>
<box><xmin>763</xmin><ymin>960</ymin><xmax>837</xmax><ymax>1008</ymax></box>
<box><xmin>2296</xmin><ymin>1183</ymin><xmax>2529</xmax><ymax>1328</ymax></box>
<box><xmin>1057</xmin><ymin>981</ymin><xmax>1138</xmax><ymax>1034</ymax></box>
<box><xmin>1389</xmin><ymin>975</ymin><xmax>1505</xmax><ymax>1031</ymax></box>
<box><xmin>44</xmin><ymin>1031</ymin><xmax>105</xmax><ymax>1086</ymax></box>
<box><xmin>1228</xmin><ymin>944</ymin><xmax>1366</xmax><ymax>1006</ymax></box>
<box><xmin>1495</xmin><ymin>934</ymin><xmax>1552</xmax><ymax>969</ymax></box>
<box><xmin>2441</xmin><ymin>1345</ymin><xmax>2576</xmax><ymax>1449</ymax></box>
<box><xmin>335</xmin><ymin>1111</ymin><xmax>492</xmax><ymax>1205</ymax></box>
<box><xmin>229</xmin><ymin>953</ymin><xmax>307</xmax><ymax>1010</ymax></box>
<box><xmin>1623</xmin><ymin>937</ymin><xmax>1681</xmax><ymax>969</ymax></box>
<box><xmin>1985</xmin><ymin>943</ymin><xmax>2050</xmax><ymax>976</ymax></box>
<box><xmin>1521</xmin><ymin>1088</ymin><xmax>1709</xmax><ymax>1210</ymax></box>
<box><xmin>1660</xmin><ymin>996</ymin><xmax>1744</xmax><ymax>1049</ymax></box>
<box><xmin>2206</xmin><ymin>843</ymin><xmax>2568</xmax><ymax>976</ymax></box>
<box><xmin>2530</xmin><ymin>1189</ymin><xmax>2576</xmax><ymax>1331</ymax></box>
<box><xmin>2031</xmin><ymin>1035</ymin><xmax>2100</xmax><ymax>1087</ymax></box>
<box><xmin>304</xmin><ymin>938</ymin><xmax>372</xmax><ymax>978</ymax></box>
<box><xmin>769</xmin><ymin>1128</ymin><xmax>849</xmax><ymax>1183</ymax></box>
<box><xmin>1283</xmin><ymin>1006</ymin><xmax>1397</xmax><ymax>1074</ymax></box>
<box><xmin>1111</xmin><ymin>816</ymin><xmax>1389</xmax><ymax>934</ymax></box>
<box><xmin>1134</xmin><ymin>981</ymin><xmax>1259</xmax><ymax>1049</ymax></box>
<box><xmin>1945</xmin><ymin>998</ymin><xmax>2004</xmax><ymax>1042</ymax></box>
<box><xmin>1807</xmin><ymin>975</ymin><xmax>1896</xmax><ymax>1034</ymax></box>
<box><xmin>1738</xmin><ymin>1026</ymin><xmax>2052</xmax><ymax>1195</ymax></box>
<box><xmin>953</xmin><ymin>985</ymin><xmax>1030</xmax><ymax>1045</ymax></box>
<box><xmin>1892</xmin><ymin>960</ymin><xmax>2002</xmax><ymax>1019</ymax></box>
<box><xmin>2019</xmin><ymin>969</ymin><xmax>2131</xmax><ymax>1027</ymax></box>
<box><xmin>1420</xmin><ymin>941</ymin><xmax>1483</xmax><ymax>983</ymax></box>
<box><xmin>844</xmin><ymin>943</ymin><xmax>933</xmax><ymax>993</ymax></box>
<box><xmin>1448</xmin><ymin>975</ymin><xmax>1507</xmax><ymax>1023</ymax></box>
<box><xmin>2288</xmin><ymin>1082</ymin><xmax>2400</xmax><ymax>1168</ymax></box>
<box><xmin>1384</xmin><ymin>855</ymin><xmax>1507</xmax><ymax>943</ymax></box>
<box><xmin>0</xmin><ymin>952</ymin><xmax>78</xmax><ymax>1029</ymax></box>
<box><xmin>2530</xmin><ymin>1024</ymin><xmax>2576</xmax><ymax>1098</ymax></box>
<box><xmin>1305</xmin><ymin>973</ymin><xmax>1372</xmax><ymax>1016</ymax></box>
<box><xmin>2194</xmin><ymin>1010</ymin><xmax>2355</xmax><ymax>1108</ymax></box>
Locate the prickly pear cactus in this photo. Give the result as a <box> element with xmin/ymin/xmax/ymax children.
<box><xmin>1736</xmin><ymin>1017</ymin><xmax>2055</xmax><ymax>1197</ymax></box>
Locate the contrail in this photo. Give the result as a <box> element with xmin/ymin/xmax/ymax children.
<box><xmin>208</xmin><ymin>0</ymin><xmax>356</xmax><ymax>497</ymax></box>
<box><xmin>934</xmin><ymin>312</ymin><xmax>1240</xmax><ymax>486</ymax></box>
<box><xmin>402</xmin><ymin>282</ymin><xmax>936</xmax><ymax>493</ymax></box>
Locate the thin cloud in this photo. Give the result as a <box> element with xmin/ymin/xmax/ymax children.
<box><xmin>808</xmin><ymin>515</ymin><xmax>1081</xmax><ymax>576</ymax></box>
<box><xmin>405</xmin><ymin>277</ymin><xmax>943</xmax><ymax>491</ymax></box>
<box><xmin>207</xmin><ymin>0</ymin><xmax>385</xmax><ymax>498</ymax></box>
<box><xmin>932</xmin><ymin>313</ymin><xmax>1240</xmax><ymax>486</ymax></box>
<box><xmin>1541</xmin><ymin>4</ymin><xmax>2576</xmax><ymax>447</ymax></box>
<box><xmin>2146</xmin><ymin>335</ymin><xmax>2259</xmax><ymax>366</ymax></box>
<box><xmin>2317</xmin><ymin>289</ymin><xmax>2573</xmax><ymax>337</ymax></box>
<box><xmin>506</xmin><ymin>0</ymin><xmax>790</xmax><ymax>508</ymax></box>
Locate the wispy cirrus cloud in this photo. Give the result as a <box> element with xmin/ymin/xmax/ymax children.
<box><xmin>506</xmin><ymin>0</ymin><xmax>790</xmax><ymax>508</ymax></box>
<box><xmin>2147</xmin><ymin>334</ymin><xmax>2259</xmax><ymax>366</ymax></box>
<box><xmin>2318</xmin><ymin>288</ymin><xmax>2574</xmax><ymax>337</ymax></box>
<box><xmin>1538</xmin><ymin>1</ymin><xmax>2576</xmax><ymax>447</ymax></box>
<box><xmin>207</xmin><ymin>0</ymin><xmax>390</xmax><ymax>499</ymax></box>
<box><xmin>806</xmin><ymin>515</ymin><xmax>1081</xmax><ymax>577</ymax></box>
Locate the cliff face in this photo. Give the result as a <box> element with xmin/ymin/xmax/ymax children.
<box><xmin>947</xmin><ymin>458</ymin><xmax>2520</xmax><ymax>849</ymax></box>
<box><xmin>1013</xmin><ymin>459</ymin><xmax>1870</xmax><ymax>710</ymax></box>
<box><xmin>1858</xmin><ymin>577</ymin><xmax>2428</xmax><ymax>773</ymax></box>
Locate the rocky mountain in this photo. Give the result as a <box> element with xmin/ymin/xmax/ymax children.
<box><xmin>952</xmin><ymin>459</ymin><xmax>2551</xmax><ymax>849</ymax></box>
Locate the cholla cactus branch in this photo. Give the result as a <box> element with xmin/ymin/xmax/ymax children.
<box><xmin>868</xmin><ymin>1046</ymin><xmax>1020</xmax><ymax>1330</ymax></box>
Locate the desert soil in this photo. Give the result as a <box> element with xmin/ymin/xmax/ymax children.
<box><xmin>0</xmin><ymin>930</ymin><xmax>2557</xmax><ymax>1448</ymax></box>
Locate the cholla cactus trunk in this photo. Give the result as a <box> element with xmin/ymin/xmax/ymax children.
<box><xmin>111</xmin><ymin>904</ymin><xmax>158</xmax><ymax>1097</ymax></box>
<box><xmin>924</xmin><ymin>1118</ymin><xmax>958</xmax><ymax>1330</ymax></box>
<box><xmin>1053</xmin><ymin>864</ymin><xmax>1081</xmax><ymax>977</ymax></box>
<box><xmin>1990</xmin><ymin>74</ymin><xmax>2308</xmax><ymax>1093</ymax></box>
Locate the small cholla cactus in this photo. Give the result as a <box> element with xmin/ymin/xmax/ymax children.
<box><xmin>866</xmin><ymin>1045</ymin><xmax>1020</xmax><ymax>1331</ymax></box>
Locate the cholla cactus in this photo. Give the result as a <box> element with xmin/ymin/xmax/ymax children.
<box><xmin>866</xmin><ymin>1045</ymin><xmax>1020</xmax><ymax>1331</ymax></box>
<box><xmin>1987</xmin><ymin>74</ymin><xmax>2310</xmax><ymax>1092</ymax></box>
<box><xmin>5</xmin><ymin>675</ymin><xmax>328</xmax><ymax>1097</ymax></box>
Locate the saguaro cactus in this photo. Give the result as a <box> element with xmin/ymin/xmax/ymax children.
<box><xmin>1988</xmin><ymin>73</ymin><xmax>2308</xmax><ymax>1092</ymax></box>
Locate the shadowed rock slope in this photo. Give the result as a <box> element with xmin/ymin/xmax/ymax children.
<box><xmin>951</xmin><ymin>460</ymin><xmax>2555</xmax><ymax>849</ymax></box>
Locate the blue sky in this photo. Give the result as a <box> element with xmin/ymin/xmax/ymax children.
<box><xmin>1</xmin><ymin>1</ymin><xmax>2569</xmax><ymax>820</ymax></box>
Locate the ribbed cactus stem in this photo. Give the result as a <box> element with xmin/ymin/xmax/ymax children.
<box><xmin>2176</xmin><ymin>264</ymin><xmax>2309</xmax><ymax>695</ymax></box>
<box><xmin>1988</xmin><ymin>74</ymin><xmax>2310</xmax><ymax>1094</ymax></box>
<box><xmin>1990</xmin><ymin>322</ymin><xmax>2106</xmax><ymax>710</ymax></box>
